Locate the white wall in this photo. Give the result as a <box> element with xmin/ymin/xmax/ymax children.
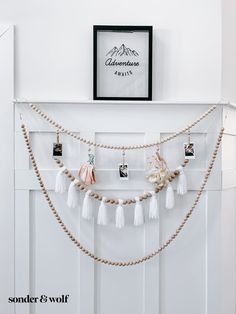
<box><xmin>222</xmin><ymin>0</ymin><xmax>236</xmax><ymax>103</ymax></box>
<box><xmin>0</xmin><ymin>0</ymin><xmax>221</xmax><ymax>101</ymax></box>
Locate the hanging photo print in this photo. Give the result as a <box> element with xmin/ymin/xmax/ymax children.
<box><xmin>119</xmin><ymin>163</ymin><xmax>129</xmax><ymax>180</ymax></box>
<box><xmin>119</xmin><ymin>150</ymin><xmax>129</xmax><ymax>180</ymax></box>
<box><xmin>53</xmin><ymin>130</ymin><xmax>63</xmax><ymax>157</ymax></box>
<box><xmin>93</xmin><ymin>25</ymin><xmax>153</xmax><ymax>100</ymax></box>
<box><xmin>53</xmin><ymin>143</ymin><xmax>62</xmax><ymax>156</ymax></box>
<box><xmin>184</xmin><ymin>142</ymin><xmax>195</xmax><ymax>159</ymax></box>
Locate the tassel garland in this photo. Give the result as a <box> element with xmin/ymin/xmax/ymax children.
<box><xmin>166</xmin><ymin>183</ymin><xmax>175</xmax><ymax>209</ymax></box>
<box><xmin>61</xmin><ymin>165</ymin><xmax>186</xmax><ymax>225</ymax></box>
<box><xmin>149</xmin><ymin>191</ymin><xmax>159</xmax><ymax>219</ymax></box>
<box><xmin>134</xmin><ymin>197</ymin><xmax>144</xmax><ymax>226</ymax></box>
<box><xmin>67</xmin><ymin>179</ymin><xmax>80</xmax><ymax>208</ymax></box>
<box><xmin>82</xmin><ymin>190</ymin><xmax>94</xmax><ymax>220</ymax></box>
<box><xmin>115</xmin><ymin>199</ymin><xmax>125</xmax><ymax>228</ymax></box>
<box><xmin>177</xmin><ymin>166</ymin><xmax>187</xmax><ymax>195</ymax></box>
<box><xmin>97</xmin><ymin>197</ymin><xmax>108</xmax><ymax>225</ymax></box>
<box><xmin>55</xmin><ymin>166</ymin><xmax>67</xmax><ymax>193</ymax></box>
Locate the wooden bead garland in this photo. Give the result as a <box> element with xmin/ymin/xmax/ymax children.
<box><xmin>20</xmin><ymin>122</ymin><xmax>224</xmax><ymax>266</ymax></box>
<box><xmin>30</xmin><ymin>103</ymin><xmax>217</xmax><ymax>151</ymax></box>
<box><xmin>54</xmin><ymin>158</ymin><xmax>189</xmax><ymax>205</ymax></box>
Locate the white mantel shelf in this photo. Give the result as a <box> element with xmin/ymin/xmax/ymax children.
<box><xmin>13</xmin><ymin>99</ymin><xmax>235</xmax><ymax>107</ymax></box>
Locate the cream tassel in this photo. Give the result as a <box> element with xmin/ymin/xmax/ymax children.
<box><xmin>97</xmin><ymin>197</ymin><xmax>108</xmax><ymax>225</ymax></box>
<box><xmin>166</xmin><ymin>183</ymin><xmax>175</xmax><ymax>209</ymax></box>
<box><xmin>177</xmin><ymin>166</ymin><xmax>187</xmax><ymax>195</ymax></box>
<box><xmin>149</xmin><ymin>191</ymin><xmax>159</xmax><ymax>219</ymax></box>
<box><xmin>134</xmin><ymin>197</ymin><xmax>144</xmax><ymax>226</ymax></box>
<box><xmin>67</xmin><ymin>179</ymin><xmax>79</xmax><ymax>208</ymax></box>
<box><xmin>115</xmin><ymin>199</ymin><xmax>125</xmax><ymax>228</ymax></box>
<box><xmin>55</xmin><ymin>166</ymin><xmax>67</xmax><ymax>193</ymax></box>
<box><xmin>82</xmin><ymin>190</ymin><xmax>94</xmax><ymax>220</ymax></box>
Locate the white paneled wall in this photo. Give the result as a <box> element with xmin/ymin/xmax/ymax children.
<box><xmin>13</xmin><ymin>102</ymin><xmax>236</xmax><ymax>314</ymax></box>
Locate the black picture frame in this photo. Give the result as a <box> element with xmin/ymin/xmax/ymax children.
<box><xmin>93</xmin><ymin>25</ymin><xmax>153</xmax><ymax>101</ymax></box>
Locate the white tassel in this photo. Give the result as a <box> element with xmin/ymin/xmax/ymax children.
<box><xmin>166</xmin><ymin>183</ymin><xmax>175</xmax><ymax>209</ymax></box>
<box><xmin>116</xmin><ymin>199</ymin><xmax>125</xmax><ymax>228</ymax></box>
<box><xmin>149</xmin><ymin>191</ymin><xmax>159</xmax><ymax>219</ymax></box>
<box><xmin>177</xmin><ymin>166</ymin><xmax>187</xmax><ymax>195</ymax></box>
<box><xmin>67</xmin><ymin>179</ymin><xmax>79</xmax><ymax>208</ymax></box>
<box><xmin>97</xmin><ymin>197</ymin><xmax>108</xmax><ymax>225</ymax></box>
<box><xmin>134</xmin><ymin>197</ymin><xmax>144</xmax><ymax>226</ymax></box>
<box><xmin>55</xmin><ymin>166</ymin><xmax>67</xmax><ymax>193</ymax></box>
<box><xmin>82</xmin><ymin>190</ymin><xmax>94</xmax><ymax>220</ymax></box>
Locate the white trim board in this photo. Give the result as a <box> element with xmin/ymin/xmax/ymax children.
<box><xmin>14</xmin><ymin>99</ymin><xmax>231</xmax><ymax>106</ymax></box>
<box><xmin>0</xmin><ymin>25</ymin><xmax>14</xmax><ymax>314</ymax></box>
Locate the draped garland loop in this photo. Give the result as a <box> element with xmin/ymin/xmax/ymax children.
<box><xmin>21</xmin><ymin>121</ymin><xmax>224</xmax><ymax>266</ymax></box>
<box><xmin>30</xmin><ymin>103</ymin><xmax>217</xmax><ymax>150</ymax></box>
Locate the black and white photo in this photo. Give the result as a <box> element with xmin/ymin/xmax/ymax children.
<box><xmin>184</xmin><ymin>142</ymin><xmax>195</xmax><ymax>159</ymax></box>
<box><xmin>53</xmin><ymin>143</ymin><xmax>63</xmax><ymax>157</ymax></box>
<box><xmin>119</xmin><ymin>163</ymin><xmax>129</xmax><ymax>180</ymax></box>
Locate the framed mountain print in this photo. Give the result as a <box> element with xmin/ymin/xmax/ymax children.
<box><xmin>93</xmin><ymin>25</ymin><xmax>153</xmax><ymax>101</ymax></box>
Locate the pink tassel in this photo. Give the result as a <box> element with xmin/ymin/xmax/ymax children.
<box><xmin>78</xmin><ymin>163</ymin><xmax>96</xmax><ymax>185</ymax></box>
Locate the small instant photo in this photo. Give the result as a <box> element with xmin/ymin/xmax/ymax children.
<box><xmin>119</xmin><ymin>163</ymin><xmax>129</xmax><ymax>180</ymax></box>
<box><xmin>53</xmin><ymin>143</ymin><xmax>63</xmax><ymax>157</ymax></box>
<box><xmin>184</xmin><ymin>142</ymin><xmax>195</xmax><ymax>159</ymax></box>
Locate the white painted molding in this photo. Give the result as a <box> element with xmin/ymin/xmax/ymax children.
<box><xmin>0</xmin><ymin>24</ymin><xmax>14</xmax><ymax>314</ymax></box>
<box><xmin>13</xmin><ymin>99</ymin><xmax>230</xmax><ymax>106</ymax></box>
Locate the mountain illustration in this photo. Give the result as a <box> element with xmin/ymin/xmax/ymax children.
<box><xmin>106</xmin><ymin>44</ymin><xmax>139</xmax><ymax>57</ymax></box>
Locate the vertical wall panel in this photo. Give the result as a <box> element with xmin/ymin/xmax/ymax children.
<box><xmin>15</xmin><ymin>190</ymin><xmax>30</xmax><ymax>314</ymax></box>
<box><xmin>206</xmin><ymin>191</ymin><xmax>222</xmax><ymax>314</ymax></box>
<box><xmin>0</xmin><ymin>25</ymin><xmax>14</xmax><ymax>314</ymax></box>
<box><xmin>220</xmin><ymin>189</ymin><xmax>236</xmax><ymax>313</ymax></box>
<box><xmin>79</xmin><ymin>132</ymin><xmax>95</xmax><ymax>314</ymax></box>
